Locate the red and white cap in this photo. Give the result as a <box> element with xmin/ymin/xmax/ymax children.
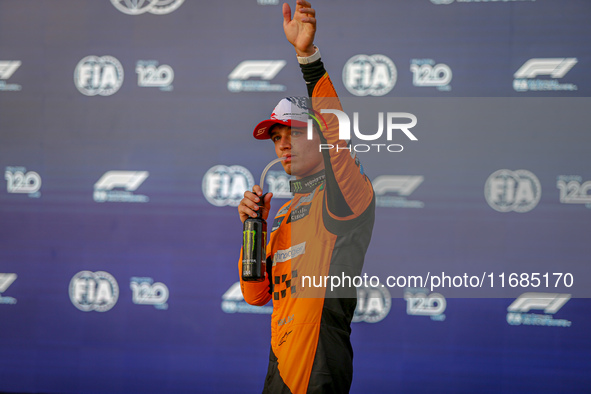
<box><xmin>253</xmin><ymin>97</ymin><xmax>313</xmax><ymax>140</ymax></box>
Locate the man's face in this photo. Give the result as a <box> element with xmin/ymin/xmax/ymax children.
<box><xmin>269</xmin><ymin>124</ymin><xmax>324</xmax><ymax>179</ymax></box>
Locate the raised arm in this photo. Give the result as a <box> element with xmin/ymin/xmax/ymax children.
<box><xmin>285</xmin><ymin>1</ymin><xmax>374</xmax><ymax>227</ymax></box>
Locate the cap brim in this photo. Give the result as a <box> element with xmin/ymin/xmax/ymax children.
<box><xmin>253</xmin><ymin>119</ymin><xmax>309</xmax><ymax>140</ymax></box>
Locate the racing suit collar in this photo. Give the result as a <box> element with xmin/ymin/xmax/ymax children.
<box><xmin>290</xmin><ymin>170</ymin><xmax>325</xmax><ymax>194</ymax></box>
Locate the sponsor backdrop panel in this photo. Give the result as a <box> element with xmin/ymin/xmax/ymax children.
<box><xmin>1</xmin><ymin>1</ymin><xmax>590</xmax><ymax>393</ymax></box>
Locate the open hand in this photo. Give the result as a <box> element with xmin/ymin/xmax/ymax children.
<box><xmin>283</xmin><ymin>0</ymin><xmax>317</xmax><ymax>57</ymax></box>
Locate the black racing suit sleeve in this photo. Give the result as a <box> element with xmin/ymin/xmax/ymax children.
<box><xmin>300</xmin><ymin>60</ymin><xmax>326</xmax><ymax>97</ymax></box>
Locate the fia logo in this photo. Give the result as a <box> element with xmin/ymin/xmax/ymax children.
<box><xmin>136</xmin><ymin>61</ymin><xmax>174</xmax><ymax>91</ymax></box>
<box><xmin>69</xmin><ymin>271</ymin><xmax>119</xmax><ymax>312</ymax></box>
<box><xmin>202</xmin><ymin>165</ymin><xmax>254</xmax><ymax>207</ymax></box>
<box><xmin>353</xmin><ymin>284</ymin><xmax>391</xmax><ymax>323</ymax></box>
<box><xmin>404</xmin><ymin>289</ymin><xmax>446</xmax><ymax>321</ymax></box>
<box><xmin>5</xmin><ymin>167</ymin><xmax>41</xmax><ymax>197</ymax></box>
<box><xmin>485</xmin><ymin>169</ymin><xmax>541</xmax><ymax>213</ymax></box>
<box><xmin>130</xmin><ymin>277</ymin><xmax>169</xmax><ymax>309</ymax></box>
<box><xmin>342</xmin><ymin>54</ymin><xmax>397</xmax><ymax>96</ymax></box>
<box><xmin>74</xmin><ymin>56</ymin><xmax>124</xmax><ymax>96</ymax></box>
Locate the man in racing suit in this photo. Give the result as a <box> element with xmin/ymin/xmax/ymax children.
<box><xmin>237</xmin><ymin>2</ymin><xmax>375</xmax><ymax>393</ymax></box>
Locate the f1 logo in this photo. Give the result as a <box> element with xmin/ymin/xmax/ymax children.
<box><xmin>228</xmin><ymin>61</ymin><xmax>286</xmax><ymax>81</ymax></box>
<box><xmin>0</xmin><ymin>273</ymin><xmax>17</xmax><ymax>293</ymax></box>
<box><xmin>372</xmin><ymin>176</ymin><xmax>424</xmax><ymax>196</ymax></box>
<box><xmin>507</xmin><ymin>292</ymin><xmax>571</xmax><ymax>314</ymax></box>
<box><xmin>94</xmin><ymin>171</ymin><xmax>149</xmax><ymax>192</ymax></box>
<box><xmin>0</xmin><ymin>61</ymin><xmax>21</xmax><ymax>80</ymax></box>
<box><xmin>514</xmin><ymin>58</ymin><xmax>577</xmax><ymax>79</ymax></box>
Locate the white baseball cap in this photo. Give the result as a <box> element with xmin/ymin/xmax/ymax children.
<box><xmin>253</xmin><ymin>97</ymin><xmax>313</xmax><ymax>140</ymax></box>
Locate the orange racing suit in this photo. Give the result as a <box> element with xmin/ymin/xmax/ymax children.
<box><xmin>239</xmin><ymin>58</ymin><xmax>375</xmax><ymax>394</ymax></box>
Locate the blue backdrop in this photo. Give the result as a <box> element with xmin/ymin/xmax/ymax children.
<box><xmin>1</xmin><ymin>1</ymin><xmax>590</xmax><ymax>393</ymax></box>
